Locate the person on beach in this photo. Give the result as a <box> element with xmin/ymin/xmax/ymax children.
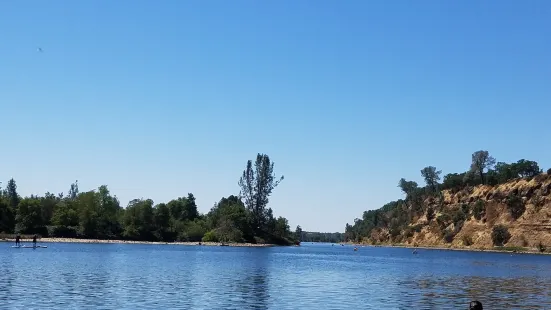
<box><xmin>15</xmin><ymin>234</ymin><xmax>21</xmax><ymax>246</ymax></box>
<box><xmin>469</xmin><ymin>301</ymin><xmax>482</xmax><ymax>310</ymax></box>
<box><xmin>32</xmin><ymin>234</ymin><xmax>37</xmax><ymax>247</ymax></box>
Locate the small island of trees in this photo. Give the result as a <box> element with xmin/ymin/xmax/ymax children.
<box><xmin>0</xmin><ymin>153</ymin><xmax>301</xmax><ymax>245</ymax></box>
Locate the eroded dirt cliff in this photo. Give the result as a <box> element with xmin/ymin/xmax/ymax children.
<box><xmin>368</xmin><ymin>174</ymin><xmax>551</xmax><ymax>251</ymax></box>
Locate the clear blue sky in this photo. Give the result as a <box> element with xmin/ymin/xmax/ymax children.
<box><xmin>1</xmin><ymin>1</ymin><xmax>550</xmax><ymax>232</ymax></box>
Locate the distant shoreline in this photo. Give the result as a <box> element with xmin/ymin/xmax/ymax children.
<box><xmin>6</xmin><ymin>238</ymin><xmax>547</xmax><ymax>254</ymax></box>
<box><xmin>1</xmin><ymin>237</ymin><xmax>275</xmax><ymax>248</ymax></box>
<box><xmin>352</xmin><ymin>242</ymin><xmax>551</xmax><ymax>255</ymax></box>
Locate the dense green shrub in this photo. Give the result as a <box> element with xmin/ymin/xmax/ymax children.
<box><xmin>426</xmin><ymin>207</ymin><xmax>435</xmax><ymax>222</ymax></box>
<box><xmin>404</xmin><ymin>227</ymin><xmax>414</xmax><ymax>238</ymax></box>
<box><xmin>436</xmin><ymin>212</ymin><xmax>451</xmax><ymax>231</ymax></box>
<box><xmin>491</xmin><ymin>225</ymin><xmax>511</xmax><ymax>246</ymax></box>
<box><xmin>177</xmin><ymin>220</ymin><xmax>207</xmax><ymax>242</ymax></box>
<box><xmin>441</xmin><ymin>173</ymin><xmax>467</xmax><ymax>191</ymax></box>
<box><xmin>452</xmin><ymin>209</ymin><xmax>466</xmax><ymax>226</ymax></box>
<box><xmin>472</xmin><ymin>200</ymin><xmax>485</xmax><ymax>220</ymax></box>
<box><xmin>444</xmin><ymin>230</ymin><xmax>455</xmax><ymax>243</ymax></box>
<box><xmin>506</xmin><ymin>194</ymin><xmax>525</xmax><ymax>220</ymax></box>
<box><xmin>202</xmin><ymin>230</ymin><xmax>218</xmax><ymax>242</ymax></box>
<box><xmin>461</xmin><ymin>204</ymin><xmax>470</xmax><ymax>215</ymax></box>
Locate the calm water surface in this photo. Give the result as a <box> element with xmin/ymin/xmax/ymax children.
<box><xmin>1</xmin><ymin>242</ymin><xmax>551</xmax><ymax>309</ymax></box>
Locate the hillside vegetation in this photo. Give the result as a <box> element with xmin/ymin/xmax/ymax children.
<box><xmin>300</xmin><ymin>231</ymin><xmax>345</xmax><ymax>243</ymax></box>
<box><xmin>345</xmin><ymin>151</ymin><xmax>551</xmax><ymax>252</ymax></box>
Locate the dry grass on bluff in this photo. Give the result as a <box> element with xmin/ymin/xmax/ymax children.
<box><xmin>378</xmin><ymin>174</ymin><xmax>551</xmax><ymax>251</ymax></box>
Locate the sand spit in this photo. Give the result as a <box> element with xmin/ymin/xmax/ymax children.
<box><xmin>2</xmin><ymin>237</ymin><xmax>274</xmax><ymax>247</ymax></box>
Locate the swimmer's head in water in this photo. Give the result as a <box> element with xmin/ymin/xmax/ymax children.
<box><xmin>469</xmin><ymin>301</ymin><xmax>482</xmax><ymax>310</ymax></box>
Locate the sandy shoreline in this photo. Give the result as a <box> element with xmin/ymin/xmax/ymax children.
<box><xmin>4</xmin><ymin>238</ymin><xmax>546</xmax><ymax>253</ymax></box>
<box><xmin>1</xmin><ymin>237</ymin><xmax>274</xmax><ymax>247</ymax></box>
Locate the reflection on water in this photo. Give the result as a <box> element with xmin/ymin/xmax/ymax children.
<box><xmin>398</xmin><ymin>276</ymin><xmax>551</xmax><ymax>309</ymax></box>
<box><xmin>234</xmin><ymin>251</ymin><xmax>269</xmax><ymax>310</ymax></box>
<box><xmin>1</xmin><ymin>243</ymin><xmax>551</xmax><ymax>309</ymax></box>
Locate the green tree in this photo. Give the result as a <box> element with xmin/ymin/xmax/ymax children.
<box><xmin>265</xmin><ymin>207</ymin><xmax>276</xmax><ymax>234</ymax></box>
<box><xmin>167</xmin><ymin>194</ymin><xmax>199</xmax><ymax>222</ymax></box>
<box><xmin>300</xmin><ymin>231</ymin><xmax>344</xmax><ymax>243</ymax></box>
<box><xmin>76</xmin><ymin>191</ymin><xmax>101</xmax><ymax>238</ymax></box>
<box><xmin>420</xmin><ymin>166</ymin><xmax>441</xmax><ymax>192</ymax></box>
<box><xmin>168</xmin><ymin>198</ymin><xmax>184</xmax><ymax>220</ymax></box>
<box><xmin>40</xmin><ymin>192</ymin><xmax>59</xmax><ymax>226</ymax></box>
<box><xmin>15</xmin><ymin>198</ymin><xmax>45</xmax><ymax>234</ymax></box>
<box><xmin>274</xmin><ymin>216</ymin><xmax>290</xmax><ymax>238</ymax></box>
<box><xmin>123</xmin><ymin>199</ymin><xmax>155</xmax><ymax>241</ymax></box>
<box><xmin>68</xmin><ymin>180</ymin><xmax>79</xmax><ymax>200</ymax></box>
<box><xmin>183</xmin><ymin>193</ymin><xmax>199</xmax><ymax>221</ymax></box>
<box><xmin>0</xmin><ymin>197</ymin><xmax>15</xmax><ymax>233</ymax></box>
<box><xmin>95</xmin><ymin>185</ymin><xmax>122</xmax><ymax>238</ymax></box>
<box><xmin>344</xmin><ymin>223</ymin><xmax>356</xmax><ymax>242</ymax></box>
<box><xmin>48</xmin><ymin>181</ymin><xmax>83</xmax><ymax>237</ymax></box>
<box><xmin>295</xmin><ymin>225</ymin><xmax>303</xmax><ymax>242</ymax></box>
<box><xmin>206</xmin><ymin>195</ymin><xmax>253</xmax><ymax>241</ymax></box>
<box><xmin>0</xmin><ymin>181</ymin><xmax>15</xmax><ymax>232</ymax></box>
<box><xmin>153</xmin><ymin>203</ymin><xmax>172</xmax><ymax>241</ymax></box>
<box><xmin>484</xmin><ymin>169</ymin><xmax>499</xmax><ymax>186</ymax></box>
<box><xmin>493</xmin><ymin>162</ymin><xmax>515</xmax><ymax>183</ymax></box>
<box><xmin>238</xmin><ymin>153</ymin><xmax>284</xmax><ymax>233</ymax></box>
<box><xmin>51</xmin><ymin>200</ymin><xmax>79</xmax><ymax>227</ymax></box>
<box><xmin>489</xmin><ymin>159</ymin><xmax>540</xmax><ymax>184</ymax></box>
<box><xmin>398</xmin><ymin>178</ymin><xmax>418</xmax><ymax>197</ymax></box>
<box><xmin>389</xmin><ymin>217</ymin><xmax>401</xmax><ymax>239</ymax></box>
<box><xmin>6</xmin><ymin>178</ymin><xmax>21</xmax><ymax>209</ymax></box>
<box><xmin>441</xmin><ymin>173</ymin><xmax>465</xmax><ymax>190</ymax></box>
<box><xmin>512</xmin><ymin>159</ymin><xmax>541</xmax><ymax>178</ymax></box>
<box><xmin>467</xmin><ymin>150</ymin><xmax>496</xmax><ymax>184</ymax></box>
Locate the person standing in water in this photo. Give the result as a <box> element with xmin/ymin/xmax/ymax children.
<box><xmin>32</xmin><ymin>234</ymin><xmax>37</xmax><ymax>247</ymax></box>
<box><xmin>15</xmin><ymin>234</ymin><xmax>21</xmax><ymax>246</ymax></box>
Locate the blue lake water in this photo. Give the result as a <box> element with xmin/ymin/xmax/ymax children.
<box><xmin>2</xmin><ymin>242</ymin><xmax>551</xmax><ymax>309</ymax></box>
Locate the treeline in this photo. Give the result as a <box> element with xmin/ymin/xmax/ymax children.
<box><xmin>299</xmin><ymin>231</ymin><xmax>345</xmax><ymax>243</ymax></box>
<box><xmin>345</xmin><ymin>150</ymin><xmax>550</xmax><ymax>243</ymax></box>
<box><xmin>0</xmin><ymin>154</ymin><xmax>301</xmax><ymax>245</ymax></box>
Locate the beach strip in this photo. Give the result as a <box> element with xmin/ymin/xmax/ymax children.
<box><xmin>1</xmin><ymin>237</ymin><xmax>274</xmax><ymax>247</ymax></box>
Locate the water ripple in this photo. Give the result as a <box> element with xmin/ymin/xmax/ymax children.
<box><xmin>2</xmin><ymin>243</ymin><xmax>551</xmax><ymax>309</ymax></box>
